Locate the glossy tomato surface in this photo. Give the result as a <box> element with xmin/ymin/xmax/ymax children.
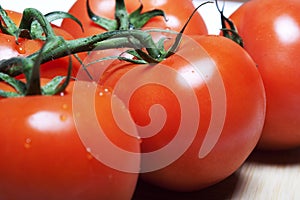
<box><xmin>88</xmin><ymin>35</ymin><xmax>266</xmax><ymax>191</ymax></box>
<box><xmin>61</xmin><ymin>0</ymin><xmax>208</xmax><ymax>38</ymax></box>
<box><xmin>229</xmin><ymin>0</ymin><xmax>300</xmax><ymax>150</ymax></box>
<box><xmin>0</xmin><ymin>80</ymin><xmax>140</xmax><ymax>200</ymax></box>
<box><xmin>0</xmin><ymin>10</ymin><xmax>80</xmax><ymax>78</ymax></box>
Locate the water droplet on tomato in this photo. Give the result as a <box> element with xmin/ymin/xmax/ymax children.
<box><xmin>136</xmin><ymin>136</ymin><xmax>142</xmax><ymax>144</ymax></box>
<box><xmin>86</xmin><ymin>147</ymin><xmax>93</xmax><ymax>160</ymax></box>
<box><xmin>24</xmin><ymin>138</ymin><xmax>32</xmax><ymax>149</ymax></box>
<box><xmin>162</xmin><ymin>27</ymin><xmax>172</xmax><ymax>37</ymax></box>
<box><xmin>59</xmin><ymin>92</ymin><xmax>65</xmax><ymax>96</ymax></box>
<box><xmin>15</xmin><ymin>43</ymin><xmax>26</xmax><ymax>54</ymax></box>
<box><xmin>62</xmin><ymin>104</ymin><xmax>68</xmax><ymax>110</ymax></box>
<box><xmin>59</xmin><ymin>114</ymin><xmax>68</xmax><ymax>121</ymax></box>
<box><xmin>98</xmin><ymin>86</ymin><xmax>111</xmax><ymax>97</ymax></box>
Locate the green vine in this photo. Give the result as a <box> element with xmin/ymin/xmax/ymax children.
<box><xmin>0</xmin><ymin>1</ymin><xmax>212</xmax><ymax>97</ymax></box>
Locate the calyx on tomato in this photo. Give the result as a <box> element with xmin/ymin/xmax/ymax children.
<box><xmin>0</xmin><ymin>6</ymin><xmax>75</xmax><ymax>97</ymax></box>
<box><xmin>86</xmin><ymin>1</ymin><xmax>213</xmax><ymax>65</ymax></box>
<box><xmin>0</xmin><ymin>5</ymin><xmax>82</xmax><ymax>40</ymax></box>
<box><xmin>0</xmin><ymin>38</ymin><xmax>72</xmax><ymax>97</ymax></box>
<box><xmin>0</xmin><ymin>1</ymin><xmax>211</xmax><ymax>97</ymax></box>
<box><xmin>86</xmin><ymin>0</ymin><xmax>166</xmax><ymax>31</ymax></box>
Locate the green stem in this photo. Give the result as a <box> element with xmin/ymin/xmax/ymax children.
<box><xmin>0</xmin><ymin>29</ymin><xmax>162</xmax><ymax>76</ymax></box>
<box><xmin>19</xmin><ymin>8</ymin><xmax>56</xmax><ymax>39</ymax></box>
<box><xmin>115</xmin><ymin>0</ymin><xmax>129</xmax><ymax>30</ymax></box>
<box><xmin>0</xmin><ymin>5</ymin><xmax>19</xmax><ymax>37</ymax></box>
<box><xmin>216</xmin><ymin>0</ymin><xmax>243</xmax><ymax>47</ymax></box>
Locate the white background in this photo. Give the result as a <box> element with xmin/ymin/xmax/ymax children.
<box><xmin>0</xmin><ymin>0</ymin><xmax>246</xmax><ymax>34</ymax></box>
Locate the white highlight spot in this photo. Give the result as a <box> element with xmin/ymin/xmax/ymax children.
<box><xmin>274</xmin><ymin>15</ymin><xmax>300</xmax><ymax>44</ymax></box>
<box><xmin>28</xmin><ymin>111</ymin><xmax>70</xmax><ymax>133</ymax></box>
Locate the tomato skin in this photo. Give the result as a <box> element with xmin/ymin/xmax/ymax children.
<box><xmin>229</xmin><ymin>0</ymin><xmax>300</xmax><ymax>150</ymax></box>
<box><xmin>96</xmin><ymin>35</ymin><xmax>266</xmax><ymax>191</ymax></box>
<box><xmin>0</xmin><ymin>80</ymin><xmax>140</xmax><ymax>199</ymax></box>
<box><xmin>0</xmin><ymin>10</ymin><xmax>80</xmax><ymax>78</ymax></box>
<box><xmin>61</xmin><ymin>0</ymin><xmax>208</xmax><ymax>38</ymax></box>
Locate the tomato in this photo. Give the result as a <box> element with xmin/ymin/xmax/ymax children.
<box><xmin>0</xmin><ymin>79</ymin><xmax>140</xmax><ymax>199</ymax></box>
<box><xmin>228</xmin><ymin>0</ymin><xmax>300</xmax><ymax>150</ymax></box>
<box><xmin>82</xmin><ymin>34</ymin><xmax>266</xmax><ymax>191</ymax></box>
<box><xmin>0</xmin><ymin>10</ymin><xmax>80</xmax><ymax>78</ymax></box>
<box><xmin>61</xmin><ymin>0</ymin><xmax>208</xmax><ymax>38</ymax></box>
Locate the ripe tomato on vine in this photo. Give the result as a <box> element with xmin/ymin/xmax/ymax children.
<box><xmin>78</xmin><ymin>32</ymin><xmax>266</xmax><ymax>191</ymax></box>
<box><xmin>228</xmin><ymin>0</ymin><xmax>300</xmax><ymax>150</ymax></box>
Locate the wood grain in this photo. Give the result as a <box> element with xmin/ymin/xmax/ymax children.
<box><xmin>132</xmin><ymin>148</ymin><xmax>300</xmax><ymax>199</ymax></box>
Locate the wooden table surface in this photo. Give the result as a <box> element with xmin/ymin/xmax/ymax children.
<box><xmin>132</xmin><ymin>147</ymin><xmax>300</xmax><ymax>199</ymax></box>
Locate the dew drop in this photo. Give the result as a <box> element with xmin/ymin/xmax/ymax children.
<box><xmin>24</xmin><ymin>138</ymin><xmax>32</xmax><ymax>149</ymax></box>
<box><xmin>15</xmin><ymin>43</ymin><xmax>26</xmax><ymax>54</ymax></box>
<box><xmin>136</xmin><ymin>136</ymin><xmax>142</xmax><ymax>144</ymax></box>
<box><xmin>59</xmin><ymin>114</ymin><xmax>68</xmax><ymax>121</ymax></box>
<box><xmin>62</xmin><ymin>104</ymin><xmax>68</xmax><ymax>110</ymax></box>
<box><xmin>104</xmin><ymin>88</ymin><xmax>110</xmax><ymax>93</ymax></box>
<box><xmin>98</xmin><ymin>86</ymin><xmax>111</xmax><ymax>97</ymax></box>
<box><xmin>86</xmin><ymin>147</ymin><xmax>93</xmax><ymax>160</ymax></box>
<box><xmin>162</xmin><ymin>27</ymin><xmax>172</xmax><ymax>37</ymax></box>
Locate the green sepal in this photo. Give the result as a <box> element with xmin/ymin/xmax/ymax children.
<box><xmin>41</xmin><ymin>76</ymin><xmax>66</xmax><ymax>95</ymax></box>
<box><xmin>19</xmin><ymin>8</ymin><xmax>56</xmax><ymax>39</ymax></box>
<box><xmin>0</xmin><ymin>90</ymin><xmax>21</xmax><ymax>98</ymax></box>
<box><xmin>87</xmin><ymin>0</ymin><xmax>117</xmax><ymax>31</ymax></box>
<box><xmin>0</xmin><ymin>5</ymin><xmax>19</xmax><ymax>38</ymax></box>
<box><xmin>0</xmin><ymin>72</ymin><xmax>26</xmax><ymax>97</ymax></box>
<box><xmin>45</xmin><ymin>11</ymin><xmax>84</xmax><ymax>32</ymax></box>
<box><xmin>86</xmin><ymin>0</ymin><xmax>165</xmax><ymax>31</ymax></box>
<box><xmin>129</xmin><ymin>4</ymin><xmax>166</xmax><ymax>29</ymax></box>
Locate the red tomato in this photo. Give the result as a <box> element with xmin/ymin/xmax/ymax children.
<box><xmin>229</xmin><ymin>0</ymin><xmax>300</xmax><ymax>150</ymax></box>
<box><xmin>85</xmin><ymin>35</ymin><xmax>266</xmax><ymax>191</ymax></box>
<box><xmin>0</xmin><ymin>10</ymin><xmax>80</xmax><ymax>78</ymax></box>
<box><xmin>0</xmin><ymin>79</ymin><xmax>140</xmax><ymax>199</ymax></box>
<box><xmin>61</xmin><ymin>0</ymin><xmax>208</xmax><ymax>38</ymax></box>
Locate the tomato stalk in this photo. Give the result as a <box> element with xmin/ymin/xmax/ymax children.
<box><xmin>1</xmin><ymin>1</ymin><xmax>212</xmax><ymax>76</ymax></box>
<box><xmin>86</xmin><ymin>0</ymin><xmax>166</xmax><ymax>31</ymax></box>
<box><xmin>0</xmin><ymin>6</ymin><xmax>82</xmax><ymax>40</ymax></box>
<box><xmin>216</xmin><ymin>0</ymin><xmax>243</xmax><ymax>47</ymax></box>
<box><xmin>0</xmin><ymin>5</ymin><xmax>19</xmax><ymax>37</ymax></box>
<box><xmin>0</xmin><ymin>1</ymin><xmax>211</xmax><ymax>96</ymax></box>
<box><xmin>0</xmin><ymin>6</ymin><xmax>74</xmax><ymax>97</ymax></box>
<box><xmin>0</xmin><ymin>37</ymin><xmax>72</xmax><ymax>97</ymax></box>
<box><xmin>19</xmin><ymin>8</ymin><xmax>56</xmax><ymax>39</ymax></box>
